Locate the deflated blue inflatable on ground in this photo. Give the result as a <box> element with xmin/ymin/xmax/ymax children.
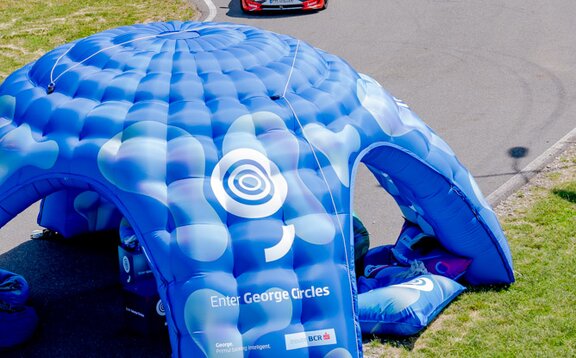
<box><xmin>0</xmin><ymin>269</ymin><xmax>38</xmax><ymax>349</ymax></box>
<box><xmin>0</xmin><ymin>21</ymin><xmax>514</xmax><ymax>356</ymax></box>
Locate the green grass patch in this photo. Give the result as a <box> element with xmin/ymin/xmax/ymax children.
<box><xmin>0</xmin><ymin>0</ymin><xmax>196</xmax><ymax>81</ymax></box>
<box><xmin>365</xmin><ymin>181</ymin><xmax>576</xmax><ymax>357</ymax></box>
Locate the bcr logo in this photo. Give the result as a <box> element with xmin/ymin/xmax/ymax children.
<box><xmin>308</xmin><ymin>335</ymin><xmax>323</xmax><ymax>342</ymax></box>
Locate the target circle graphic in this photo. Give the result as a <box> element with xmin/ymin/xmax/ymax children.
<box><xmin>211</xmin><ymin>148</ymin><xmax>288</xmax><ymax>218</ymax></box>
<box><xmin>156</xmin><ymin>299</ymin><xmax>166</xmax><ymax>316</ymax></box>
<box><xmin>228</xmin><ymin>164</ymin><xmax>271</xmax><ymax>200</ymax></box>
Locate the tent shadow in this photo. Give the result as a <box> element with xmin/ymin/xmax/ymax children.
<box><xmin>552</xmin><ymin>188</ymin><xmax>576</xmax><ymax>204</ymax></box>
<box><xmin>0</xmin><ymin>233</ymin><xmax>170</xmax><ymax>357</ymax></box>
<box><xmin>464</xmin><ymin>283</ymin><xmax>512</xmax><ymax>294</ymax></box>
<box><xmin>363</xmin><ymin>334</ymin><xmax>419</xmax><ymax>351</ymax></box>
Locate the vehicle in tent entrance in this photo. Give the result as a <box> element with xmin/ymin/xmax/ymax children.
<box><xmin>241</xmin><ymin>0</ymin><xmax>328</xmax><ymax>12</ymax></box>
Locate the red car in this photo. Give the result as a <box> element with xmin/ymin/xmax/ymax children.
<box><xmin>241</xmin><ymin>0</ymin><xmax>328</xmax><ymax>12</ymax></box>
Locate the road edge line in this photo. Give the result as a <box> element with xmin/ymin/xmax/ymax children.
<box><xmin>202</xmin><ymin>0</ymin><xmax>217</xmax><ymax>22</ymax></box>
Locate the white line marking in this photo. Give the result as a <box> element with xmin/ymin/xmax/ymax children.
<box><xmin>201</xmin><ymin>0</ymin><xmax>217</xmax><ymax>22</ymax></box>
<box><xmin>487</xmin><ymin>126</ymin><xmax>576</xmax><ymax>206</ymax></box>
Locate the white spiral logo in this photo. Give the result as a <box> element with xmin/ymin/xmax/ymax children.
<box><xmin>156</xmin><ymin>299</ymin><xmax>166</xmax><ymax>316</ymax></box>
<box><xmin>122</xmin><ymin>256</ymin><xmax>130</xmax><ymax>273</ymax></box>
<box><xmin>394</xmin><ymin>277</ymin><xmax>434</xmax><ymax>292</ymax></box>
<box><xmin>210</xmin><ymin>148</ymin><xmax>288</xmax><ymax>218</ymax></box>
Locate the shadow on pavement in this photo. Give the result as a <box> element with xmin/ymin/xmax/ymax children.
<box><xmin>0</xmin><ymin>232</ymin><xmax>170</xmax><ymax>357</ymax></box>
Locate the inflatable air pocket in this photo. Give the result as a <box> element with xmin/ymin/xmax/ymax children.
<box><xmin>358</xmin><ymin>274</ymin><xmax>465</xmax><ymax>336</ymax></box>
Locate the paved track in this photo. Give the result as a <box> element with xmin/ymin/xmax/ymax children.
<box><xmin>204</xmin><ymin>0</ymin><xmax>576</xmax><ymax>243</ymax></box>
<box><xmin>1</xmin><ymin>1</ymin><xmax>575</xmax><ymax>356</ymax></box>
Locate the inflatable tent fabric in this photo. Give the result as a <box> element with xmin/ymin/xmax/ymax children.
<box><xmin>358</xmin><ymin>274</ymin><xmax>465</xmax><ymax>336</ymax></box>
<box><xmin>0</xmin><ymin>269</ymin><xmax>38</xmax><ymax>349</ymax></box>
<box><xmin>0</xmin><ymin>21</ymin><xmax>514</xmax><ymax>356</ymax></box>
<box><xmin>37</xmin><ymin>188</ymin><xmax>121</xmax><ymax>238</ymax></box>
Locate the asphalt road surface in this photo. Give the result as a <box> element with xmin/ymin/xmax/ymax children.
<box><xmin>1</xmin><ymin>1</ymin><xmax>575</xmax><ymax>356</ymax></box>
<box><xmin>207</xmin><ymin>0</ymin><xmax>576</xmax><ymax>243</ymax></box>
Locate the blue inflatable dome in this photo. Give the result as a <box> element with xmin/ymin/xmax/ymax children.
<box><xmin>0</xmin><ymin>21</ymin><xmax>513</xmax><ymax>356</ymax></box>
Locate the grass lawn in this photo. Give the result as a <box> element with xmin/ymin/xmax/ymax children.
<box><xmin>365</xmin><ymin>149</ymin><xmax>576</xmax><ymax>357</ymax></box>
<box><xmin>0</xmin><ymin>0</ymin><xmax>196</xmax><ymax>81</ymax></box>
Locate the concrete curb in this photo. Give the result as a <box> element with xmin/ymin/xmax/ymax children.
<box><xmin>487</xmin><ymin>126</ymin><xmax>576</xmax><ymax>207</ymax></box>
